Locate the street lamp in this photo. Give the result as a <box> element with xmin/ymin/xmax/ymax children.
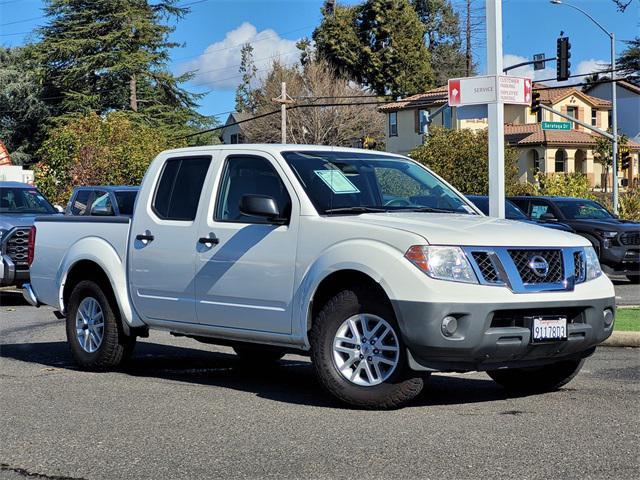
<box><xmin>550</xmin><ymin>0</ymin><xmax>619</xmax><ymax>213</ymax></box>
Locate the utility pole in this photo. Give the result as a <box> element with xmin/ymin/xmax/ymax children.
<box><xmin>611</xmin><ymin>32</ymin><xmax>618</xmax><ymax>214</ymax></box>
<box><xmin>486</xmin><ymin>0</ymin><xmax>505</xmax><ymax>219</ymax></box>
<box><xmin>466</xmin><ymin>0</ymin><xmax>472</xmax><ymax>76</ymax></box>
<box><xmin>272</xmin><ymin>82</ymin><xmax>294</xmax><ymax>144</ymax></box>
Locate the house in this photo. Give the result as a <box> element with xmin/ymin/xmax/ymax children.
<box><xmin>219</xmin><ymin>112</ymin><xmax>250</xmax><ymax>144</ymax></box>
<box><xmin>379</xmin><ymin>83</ymin><xmax>640</xmax><ymax>189</ymax></box>
<box><xmin>584</xmin><ymin>80</ymin><xmax>640</xmax><ymax>143</ymax></box>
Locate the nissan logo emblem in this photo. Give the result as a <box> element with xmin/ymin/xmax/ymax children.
<box><xmin>528</xmin><ymin>255</ymin><xmax>549</xmax><ymax>278</ymax></box>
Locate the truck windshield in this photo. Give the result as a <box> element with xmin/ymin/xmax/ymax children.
<box><xmin>555</xmin><ymin>200</ymin><xmax>613</xmax><ymax>220</ymax></box>
<box><xmin>0</xmin><ymin>187</ymin><xmax>56</xmax><ymax>214</ymax></box>
<box><xmin>281</xmin><ymin>151</ymin><xmax>474</xmax><ymax>215</ymax></box>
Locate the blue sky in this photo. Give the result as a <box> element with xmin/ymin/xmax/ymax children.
<box><xmin>1</xmin><ymin>0</ymin><xmax>637</xmax><ymax>123</ymax></box>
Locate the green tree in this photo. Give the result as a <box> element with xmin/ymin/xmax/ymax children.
<box><xmin>411</xmin><ymin>0</ymin><xmax>467</xmax><ymax>85</ymax></box>
<box><xmin>409</xmin><ymin>127</ymin><xmax>521</xmax><ymax>195</ymax></box>
<box><xmin>35</xmin><ymin>112</ymin><xmax>179</xmax><ymax>204</ymax></box>
<box><xmin>314</xmin><ymin>0</ymin><xmax>433</xmax><ymax>96</ymax></box>
<box><xmin>36</xmin><ymin>0</ymin><xmax>213</xmax><ymax>139</ymax></box>
<box><xmin>0</xmin><ymin>47</ymin><xmax>51</xmax><ymax>165</ymax></box>
<box><xmin>618</xmin><ymin>36</ymin><xmax>639</xmax><ymax>84</ymax></box>
<box><xmin>234</xmin><ymin>43</ymin><xmax>259</xmax><ymax>113</ymax></box>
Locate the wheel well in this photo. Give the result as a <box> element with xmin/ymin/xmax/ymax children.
<box><xmin>63</xmin><ymin>260</ymin><xmax>115</xmax><ymax>312</ymax></box>
<box><xmin>309</xmin><ymin>269</ymin><xmax>392</xmax><ymax>332</ymax></box>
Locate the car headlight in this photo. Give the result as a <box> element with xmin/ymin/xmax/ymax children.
<box><xmin>584</xmin><ymin>246</ymin><xmax>602</xmax><ymax>281</ymax></box>
<box><xmin>405</xmin><ymin>245</ymin><xmax>478</xmax><ymax>284</ymax></box>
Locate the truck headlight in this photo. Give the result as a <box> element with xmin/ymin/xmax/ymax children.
<box><xmin>405</xmin><ymin>245</ymin><xmax>478</xmax><ymax>284</ymax></box>
<box><xmin>596</xmin><ymin>230</ymin><xmax>618</xmax><ymax>239</ymax></box>
<box><xmin>584</xmin><ymin>246</ymin><xmax>602</xmax><ymax>281</ymax></box>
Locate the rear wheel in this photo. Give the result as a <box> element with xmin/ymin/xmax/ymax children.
<box><xmin>487</xmin><ymin>358</ymin><xmax>585</xmax><ymax>393</ymax></box>
<box><xmin>66</xmin><ymin>280</ymin><xmax>135</xmax><ymax>370</ymax></box>
<box><xmin>310</xmin><ymin>287</ymin><xmax>424</xmax><ymax>409</ymax></box>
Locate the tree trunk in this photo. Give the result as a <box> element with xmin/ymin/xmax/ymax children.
<box><xmin>129</xmin><ymin>74</ymin><xmax>138</xmax><ymax>112</ymax></box>
<box><xmin>465</xmin><ymin>0</ymin><xmax>472</xmax><ymax>76</ymax></box>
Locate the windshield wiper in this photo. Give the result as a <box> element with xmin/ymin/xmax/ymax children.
<box><xmin>398</xmin><ymin>206</ymin><xmax>472</xmax><ymax>214</ymax></box>
<box><xmin>324</xmin><ymin>206</ymin><xmax>388</xmax><ymax>215</ymax></box>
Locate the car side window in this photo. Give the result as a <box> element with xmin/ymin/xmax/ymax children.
<box><xmin>530</xmin><ymin>200</ymin><xmax>551</xmax><ymax>219</ymax></box>
<box><xmin>215</xmin><ymin>155</ymin><xmax>291</xmax><ymax>224</ymax></box>
<box><xmin>90</xmin><ymin>191</ymin><xmax>112</xmax><ymax>213</ymax></box>
<box><xmin>153</xmin><ymin>156</ymin><xmax>212</xmax><ymax>221</ymax></box>
<box><xmin>71</xmin><ymin>190</ymin><xmax>91</xmax><ymax>215</ymax></box>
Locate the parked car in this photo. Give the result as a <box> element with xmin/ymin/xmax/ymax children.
<box><xmin>24</xmin><ymin>146</ymin><xmax>615</xmax><ymax>408</ymax></box>
<box><xmin>0</xmin><ymin>181</ymin><xmax>61</xmax><ymax>287</ymax></box>
<box><xmin>66</xmin><ymin>186</ymin><xmax>139</xmax><ymax>217</ymax></box>
<box><xmin>510</xmin><ymin>196</ymin><xmax>640</xmax><ymax>283</ymax></box>
<box><xmin>465</xmin><ymin>195</ymin><xmax>574</xmax><ymax>232</ymax></box>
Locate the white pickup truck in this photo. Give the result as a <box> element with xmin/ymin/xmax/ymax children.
<box><xmin>24</xmin><ymin>145</ymin><xmax>615</xmax><ymax>408</ymax></box>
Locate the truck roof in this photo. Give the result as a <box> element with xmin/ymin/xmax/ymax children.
<box><xmin>0</xmin><ymin>181</ymin><xmax>34</xmax><ymax>188</ymax></box>
<box><xmin>72</xmin><ymin>185</ymin><xmax>139</xmax><ymax>191</ymax></box>
<box><xmin>158</xmin><ymin>144</ymin><xmax>407</xmax><ymax>158</ymax></box>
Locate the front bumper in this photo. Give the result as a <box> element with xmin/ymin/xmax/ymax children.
<box><xmin>0</xmin><ymin>254</ymin><xmax>29</xmax><ymax>286</ymax></box>
<box><xmin>600</xmin><ymin>245</ymin><xmax>640</xmax><ymax>276</ymax></box>
<box><xmin>393</xmin><ymin>296</ymin><xmax>615</xmax><ymax>372</ymax></box>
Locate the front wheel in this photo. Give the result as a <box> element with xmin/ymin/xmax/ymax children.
<box><xmin>487</xmin><ymin>358</ymin><xmax>585</xmax><ymax>393</ymax></box>
<box><xmin>310</xmin><ymin>288</ymin><xmax>424</xmax><ymax>409</ymax></box>
<box><xmin>66</xmin><ymin>280</ymin><xmax>135</xmax><ymax>370</ymax></box>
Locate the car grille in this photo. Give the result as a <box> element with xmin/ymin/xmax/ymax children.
<box><xmin>471</xmin><ymin>252</ymin><xmax>500</xmax><ymax>283</ymax></box>
<box><xmin>4</xmin><ymin>228</ymin><xmax>30</xmax><ymax>269</ymax></box>
<box><xmin>573</xmin><ymin>251</ymin><xmax>585</xmax><ymax>281</ymax></box>
<box><xmin>508</xmin><ymin>249</ymin><xmax>564</xmax><ymax>284</ymax></box>
<box><xmin>491</xmin><ymin>307</ymin><xmax>586</xmax><ymax>328</ymax></box>
<box><xmin>620</xmin><ymin>232</ymin><xmax>640</xmax><ymax>246</ymax></box>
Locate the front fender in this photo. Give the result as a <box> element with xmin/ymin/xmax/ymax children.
<box><xmin>57</xmin><ymin>237</ymin><xmax>144</xmax><ymax>328</ymax></box>
<box><xmin>293</xmin><ymin>239</ymin><xmax>419</xmax><ymax>348</ymax></box>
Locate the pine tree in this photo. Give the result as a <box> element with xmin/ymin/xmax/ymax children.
<box><xmin>36</xmin><ymin>0</ymin><xmax>213</xmax><ymax>138</ymax></box>
<box><xmin>234</xmin><ymin>43</ymin><xmax>258</xmax><ymax>113</ymax></box>
<box><xmin>411</xmin><ymin>0</ymin><xmax>467</xmax><ymax>85</ymax></box>
<box><xmin>618</xmin><ymin>36</ymin><xmax>639</xmax><ymax>84</ymax></box>
<box><xmin>314</xmin><ymin>0</ymin><xmax>433</xmax><ymax>96</ymax></box>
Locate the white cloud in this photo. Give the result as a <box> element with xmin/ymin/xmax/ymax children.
<box><xmin>502</xmin><ymin>54</ymin><xmax>610</xmax><ymax>86</ymax></box>
<box><xmin>575</xmin><ymin>58</ymin><xmax>610</xmax><ymax>77</ymax></box>
<box><xmin>178</xmin><ymin>22</ymin><xmax>301</xmax><ymax>90</ymax></box>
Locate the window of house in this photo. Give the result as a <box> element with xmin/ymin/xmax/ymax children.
<box><xmin>608</xmin><ymin>110</ymin><xmax>612</xmax><ymax>130</ymax></box>
<box><xmin>153</xmin><ymin>156</ymin><xmax>211</xmax><ymax>221</ymax></box>
<box><xmin>419</xmin><ymin>109</ymin><xmax>430</xmax><ymax>134</ymax></box>
<box><xmin>591</xmin><ymin>108</ymin><xmax>597</xmax><ymax>126</ymax></box>
<box><xmin>555</xmin><ymin>149</ymin><xmax>567</xmax><ymax>173</ymax></box>
<box><xmin>567</xmin><ymin>106</ymin><xmax>578</xmax><ymax>129</ymax></box>
<box><xmin>389</xmin><ymin>112</ymin><xmax>398</xmax><ymax>136</ymax></box>
<box><xmin>215</xmin><ymin>155</ymin><xmax>291</xmax><ymax>224</ymax></box>
<box><xmin>533</xmin><ymin>150</ymin><xmax>542</xmax><ymax>173</ymax></box>
<box><xmin>230</xmin><ymin>133</ymin><xmax>244</xmax><ymax>144</ymax></box>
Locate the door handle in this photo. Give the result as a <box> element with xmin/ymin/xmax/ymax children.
<box><xmin>136</xmin><ymin>233</ymin><xmax>154</xmax><ymax>242</ymax></box>
<box><xmin>198</xmin><ymin>235</ymin><xmax>219</xmax><ymax>246</ymax></box>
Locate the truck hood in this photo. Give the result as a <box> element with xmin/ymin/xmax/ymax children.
<box><xmin>348</xmin><ymin>212</ymin><xmax>589</xmax><ymax>247</ymax></box>
<box><xmin>0</xmin><ymin>214</ymin><xmax>40</xmax><ymax>231</ymax></box>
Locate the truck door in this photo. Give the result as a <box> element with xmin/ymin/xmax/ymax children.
<box><xmin>194</xmin><ymin>152</ymin><xmax>299</xmax><ymax>334</ymax></box>
<box><xmin>129</xmin><ymin>155</ymin><xmax>214</xmax><ymax>324</ymax></box>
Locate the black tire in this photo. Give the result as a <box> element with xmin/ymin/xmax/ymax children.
<box><xmin>233</xmin><ymin>345</ymin><xmax>286</xmax><ymax>363</ymax></box>
<box><xmin>310</xmin><ymin>287</ymin><xmax>424</xmax><ymax>409</ymax></box>
<box><xmin>66</xmin><ymin>280</ymin><xmax>135</xmax><ymax>370</ymax></box>
<box><xmin>626</xmin><ymin>275</ymin><xmax>640</xmax><ymax>284</ymax></box>
<box><xmin>487</xmin><ymin>358</ymin><xmax>585</xmax><ymax>393</ymax></box>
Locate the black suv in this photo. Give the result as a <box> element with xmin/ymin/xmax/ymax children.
<box><xmin>510</xmin><ymin>196</ymin><xmax>640</xmax><ymax>282</ymax></box>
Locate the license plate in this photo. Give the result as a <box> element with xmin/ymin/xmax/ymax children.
<box><xmin>531</xmin><ymin>316</ymin><xmax>567</xmax><ymax>343</ymax></box>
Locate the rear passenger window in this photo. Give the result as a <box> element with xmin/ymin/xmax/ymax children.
<box><xmin>153</xmin><ymin>156</ymin><xmax>211</xmax><ymax>221</ymax></box>
<box><xmin>530</xmin><ymin>201</ymin><xmax>550</xmax><ymax>219</ymax></box>
<box><xmin>71</xmin><ymin>190</ymin><xmax>91</xmax><ymax>215</ymax></box>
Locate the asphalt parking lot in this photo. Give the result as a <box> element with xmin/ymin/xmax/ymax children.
<box><xmin>1</xmin><ymin>288</ymin><xmax>639</xmax><ymax>480</ymax></box>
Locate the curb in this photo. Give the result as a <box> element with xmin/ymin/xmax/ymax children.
<box><xmin>601</xmin><ymin>331</ymin><xmax>640</xmax><ymax>348</ymax></box>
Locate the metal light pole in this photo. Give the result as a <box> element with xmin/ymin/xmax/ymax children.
<box><xmin>551</xmin><ymin>0</ymin><xmax>618</xmax><ymax>213</ymax></box>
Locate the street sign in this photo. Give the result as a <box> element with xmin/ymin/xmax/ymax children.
<box><xmin>541</xmin><ymin>121</ymin><xmax>571</xmax><ymax>131</ymax></box>
<box><xmin>533</xmin><ymin>53</ymin><xmax>545</xmax><ymax>71</ymax></box>
<box><xmin>448</xmin><ymin>75</ymin><xmax>532</xmax><ymax>107</ymax></box>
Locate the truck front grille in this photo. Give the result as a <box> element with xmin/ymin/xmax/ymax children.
<box><xmin>491</xmin><ymin>307</ymin><xmax>586</xmax><ymax>328</ymax></box>
<box><xmin>3</xmin><ymin>227</ymin><xmax>30</xmax><ymax>269</ymax></box>
<box><xmin>508</xmin><ymin>249</ymin><xmax>564</xmax><ymax>284</ymax></box>
<box><xmin>573</xmin><ymin>251</ymin><xmax>585</xmax><ymax>281</ymax></box>
<box><xmin>620</xmin><ymin>232</ymin><xmax>640</xmax><ymax>246</ymax></box>
<box><xmin>471</xmin><ymin>252</ymin><xmax>500</xmax><ymax>283</ymax></box>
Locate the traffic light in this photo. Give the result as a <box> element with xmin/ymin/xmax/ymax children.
<box><xmin>557</xmin><ymin>36</ymin><xmax>571</xmax><ymax>82</ymax></box>
<box><xmin>621</xmin><ymin>151</ymin><xmax>631</xmax><ymax>171</ymax></box>
<box><xmin>531</xmin><ymin>91</ymin><xmax>541</xmax><ymax>115</ymax></box>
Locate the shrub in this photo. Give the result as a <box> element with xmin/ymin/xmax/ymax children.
<box><xmin>533</xmin><ymin>172</ymin><xmax>596</xmax><ymax>199</ymax></box>
<box><xmin>409</xmin><ymin>127</ymin><xmax>521</xmax><ymax>195</ymax></box>
<box><xmin>35</xmin><ymin>112</ymin><xmax>179</xmax><ymax>205</ymax></box>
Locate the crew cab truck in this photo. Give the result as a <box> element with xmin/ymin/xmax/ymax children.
<box><xmin>24</xmin><ymin>145</ymin><xmax>616</xmax><ymax>409</ymax></box>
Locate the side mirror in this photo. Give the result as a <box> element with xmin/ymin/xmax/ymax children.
<box><xmin>239</xmin><ymin>194</ymin><xmax>285</xmax><ymax>223</ymax></box>
<box><xmin>540</xmin><ymin>212</ymin><xmax>557</xmax><ymax>222</ymax></box>
<box><xmin>90</xmin><ymin>204</ymin><xmax>114</xmax><ymax>216</ymax></box>
<box><xmin>54</xmin><ymin>205</ymin><xmax>64</xmax><ymax>214</ymax></box>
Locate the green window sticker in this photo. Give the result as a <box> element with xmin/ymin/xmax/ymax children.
<box><xmin>314</xmin><ymin>170</ymin><xmax>360</xmax><ymax>194</ymax></box>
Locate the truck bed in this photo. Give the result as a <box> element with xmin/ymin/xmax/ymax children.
<box><xmin>30</xmin><ymin>216</ymin><xmax>131</xmax><ymax>312</ymax></box>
